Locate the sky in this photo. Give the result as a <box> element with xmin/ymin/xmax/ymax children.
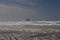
<box><xmin>0</xmin><ymin>0</ymin><xmax>60</xmax><ymax>21</ymax></box>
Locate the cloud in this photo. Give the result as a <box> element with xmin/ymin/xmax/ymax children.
<box><xmin>0</xmin><ymin>4</ymin><xmax>37</xmax><ymax>21</ymax></box>
<box><xmin>16</xmin><ymin>0</ymin><xmax>36</xmax><ymax>5</ymax></box>
<box><xmin>0</xmin><ymin>0</ymin><xmax>37</xmax><ymax>6</ymax></box>
<box><xmin>0</xmin><ymin>0</ymin><xmax>43</xmax><ymax>10</ymax></box>
<box><xmin>0</xmin><ymin>4</ymin><xmax>35</xmax><ymax>14</ymax></box>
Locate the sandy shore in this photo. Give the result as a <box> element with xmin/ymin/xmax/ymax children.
<box><xmin>0</xmin><ymin>30</ymin><xmax>60</xmax><ymax>40</ymax></box>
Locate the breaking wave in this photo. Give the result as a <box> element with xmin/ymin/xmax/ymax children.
<box><xmin>0</xmin><ymin>21</ymin><xmax>60</xmax><ymax>25</ymax></box>
<box><xmin>0</xmin><ymin>21</ymin><xmax>60</xmax><ymax>30</ymax></box>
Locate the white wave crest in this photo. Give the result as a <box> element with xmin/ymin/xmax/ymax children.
<box><xmin>0</xmin><ymin>21</ymin><xmax>60</xmax><ymax>26</ymax></box>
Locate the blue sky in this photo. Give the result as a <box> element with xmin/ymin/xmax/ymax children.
<box><xmin>0</xmin><ymin>0</ymin><xmax>60</xmax><ymax>21</ymax></box>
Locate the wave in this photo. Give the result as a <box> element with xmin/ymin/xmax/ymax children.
<box><xmin>0</xmin><ymin>21</ymin><xmax>60</xmax><ymax>25</ymax></box>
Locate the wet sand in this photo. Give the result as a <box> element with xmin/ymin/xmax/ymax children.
<box><xmin>0</xmin><ymin>30</ymin><xmax>60</xmax><ymax>40</ymax></box>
